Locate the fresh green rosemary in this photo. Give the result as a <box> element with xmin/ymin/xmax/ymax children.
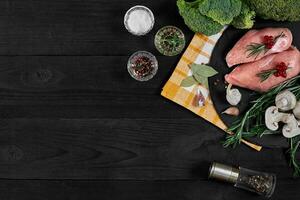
<box><xmin>246</xmin><ymin>43</ymin><xmax>268</xmax><ymax>59</ymax></box>
<box><xmin>289</xmin><ymin>136</ymin><xmax>300</xmax><ymax>176</ymax></box>
<box><xmin>256</xmin><ymin>69</ymin><xmax>277</xmax><ymax>82</ymax></box>
<box><xmin>246</xmin><ymin>32</ymin><xmax>286</xmax><ymax>59</ymax></box>
<box><xmin>224</xmin><ymin>75</ymin><xmax>300</xmax><ymax>176</ymax></box>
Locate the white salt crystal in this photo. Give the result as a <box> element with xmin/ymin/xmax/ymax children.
<box><xmin>124</xmin><ymin>6</ymin><xmax>154</xmax><ymax>35</ymax></box>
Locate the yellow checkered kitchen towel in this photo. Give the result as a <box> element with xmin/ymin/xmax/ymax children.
<box><xmin>161</xmin><ymin>32</ymin><xmax>227</xmax><ymax>130</ymax></box>
<box><xmin>161</xmin><ymin>31</ymin><xmax>262</xmax><ymax>151</ymax></box>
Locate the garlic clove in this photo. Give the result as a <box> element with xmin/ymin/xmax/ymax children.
<box><xmin>222</xmin><ymin>107</ymin><xmax>239</xmax><ymax>116</ymax></box>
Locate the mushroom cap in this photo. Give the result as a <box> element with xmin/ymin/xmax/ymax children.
<box><xmin>293</xmin><ymin>101</ymin><xmax>300</xmax><ymax>119</ymax></box>
<box><xmin>265</xmin><ymin>106</ymin><xmax>280</xmax><ymax>131</ymax></box>
<box><xmin>275</xmin><ymin>90</ymin><xmax>297</xmax><ymax>111</ymax></box>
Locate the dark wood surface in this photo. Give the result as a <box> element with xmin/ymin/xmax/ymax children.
<box><xmin>0</xmin><ymin>0</ymin><xmax>299</xmax><ymax>199</ymax></box>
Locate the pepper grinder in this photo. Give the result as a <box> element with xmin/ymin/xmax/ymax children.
<box><xmin>209</xmin><ymin>162</ymin><xmax>276</xmax><ymax>198</ymax></box>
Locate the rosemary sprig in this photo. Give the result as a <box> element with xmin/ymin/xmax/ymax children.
<box><xmin>246</xmin><ymin>32</ymin><xmax>286</xmax><ymax>59</ymax></box>
<box><xmin>223</xmin><ymin>75</ymin><xmax>300</xmax><ymax>176</ymax></box>
<box><xmin>256</xmin><ymin>69</ymin><xmax>277</xmax><ymax>82</ymax></box>
<box><xmin>289</xmin><ymin>136</ymin><xmax>300</xmax><ymax>176</ymax></box>
<box><xmin>246</xmin><ymin>43</ymin><xmax>268</xmax><ymax>59</ymax></box>
<box><xmin>274</xmin><ymin>32</ymin><xmax>286</xmax><ymax>42</ymax></box>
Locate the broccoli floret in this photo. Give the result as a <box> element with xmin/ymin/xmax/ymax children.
<box><xmin>245</xmin><ymin>0</ymin><xmax>300</xmax><ymax>21</ymax></box>
<box><xmin>177</xmin><ymin>0</ymin><xmax>223</xmax><ymax>36</ymax></box>
<box><xmin>198</xmin><ymin>0</ymin><xmax>242</xmax><ymax>25</ymax></box>
<box><xmin>231</xmin><ymin>2</ymin><xmax>255</xmax><ymax>29</ymax></box>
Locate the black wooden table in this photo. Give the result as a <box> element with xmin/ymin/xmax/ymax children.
<box><xmin>0</xmin><ymin>0</ymin><xmax>299</xmax><ymax>199</ymax></box>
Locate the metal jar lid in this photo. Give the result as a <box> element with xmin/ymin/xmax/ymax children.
<box><xmin>209</xmin><ymin>162</ymin><xmax>239</xmax><ymax>184</ymax></box>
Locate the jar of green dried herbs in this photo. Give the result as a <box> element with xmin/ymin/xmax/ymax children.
<box><xmin>154</xmin><ymin>26</ymin><xmax>185</xmax><ymax>56</ymax></box>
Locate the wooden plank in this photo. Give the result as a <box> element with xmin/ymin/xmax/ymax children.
<box><xmin>0</xmin><ymin>0</ymin><xmax>193</xmax><ymax>56</ymax></box>
<box><xmin>0</xmin><ymin>0</ymin><xmax>194</xmax><ymax>119</ymax></box>
<box><xmin>0</xmin><ymin>55</ymin><xmax>196</xmax><ymax>118</ymax></box>
<box><xmin>0</xmin><ymin>179</ymin><xmax>299</xmax><ymax>200</ymax></box>
<box><xmin>0</xmin><ymin>56</ymin><xmax>173</xmax><ymax>94</ymax></box>
<box><xmin>0</xmin><ymin>118</ymin><xmax>295</xmax><ymax>179</ymax></box>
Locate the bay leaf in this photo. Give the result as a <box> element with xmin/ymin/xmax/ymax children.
<box><xmin>191</xmin><ymin>63</ymin><xmax>202</xmax><ymax>75</ymax></box>
<box><xmin>191</xmin><ymin>63</ymin><xmax>218</xmax><ymax>77</ymax></box>
<box><xmin>180</xmin><ymin>76</ymin><xmax>197</xmax><ymax>87</ymax></box>
<box><xmin>201</xmin><ymin>78</ymin><xmax>209</xmax><ymax>88</ymax></box>
<box><xmin>193</xmin><ymin>74</ymin><xmax>209</xmax><ymax>88</ymax></box>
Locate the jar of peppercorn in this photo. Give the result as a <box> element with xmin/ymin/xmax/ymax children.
<box><xmin>127</xmin><ymin>51</ymin><xmax>158</xmax><ymax>81</ymax></box>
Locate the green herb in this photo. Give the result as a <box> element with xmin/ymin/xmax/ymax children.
<box><xmin>246</xmin><ymin>32</ymin><xmax>285</xmax><ymax>59</ymax></box>
<box><xmin>273</xmin><ymin>32</ymin><xmax>286</xmax><ymax>42</ymax></box>
<box><xmin>289</xmin><ymin>136</ymin><xmax>300</xmax><ymax>176</ymax></box>
<box><xmin>160</xmin><ymin>34</ymin><xmax>185</xmax><ymax>53</ymax></box>
<box><xmin>246</xmin><ymin>43</ymin><xmax>268</xmax><ymax>59</ymax></box>
<box><xmin>256</xmin><ymin>69</ymin><xmax>277</xmax><ymax>82</ymax></box>
<box><xmin>180</xmin><ymin>76</ymin><xmax>197</xmax><ymax>87</ymax></box>
<box><xmin>193</xmin><ymin>73</ymin><xmax>209</xmax><ymax>88</ymax></box>
<box><xmin>224</xmin><ymin>75</ymin><xmax>300</xmax><ymax>176</ymax></box>
<box><xmin>191</xmin><ymin>63</ymin><xmax>218</xmax><ymax>77</ymax></box>
<box><xmin>180</xmin><ymin>63</ymin><xmax>218</xmax><ymax>89</ymax></box>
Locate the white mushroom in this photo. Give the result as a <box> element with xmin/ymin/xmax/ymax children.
<box><xmin>282</xmin><ymin>115</ymin><xmax>300</xmax><ymax>138</ymax></box>
<box><xmin>293</xmin><ymin>101</ymin><xmax>300</xmax><ymax>119</ymax></box>
<box><xmin>226</xmin><ymin>84</ymin><xmax>242</xmax><ymax>106</ymax></box>
<box><xmin>265</xmin><ymin>106</ymin><xmax>291</xmax><ymax>131</ymax></box>
<box><xmin>275</xmin><ymin>90</ymin><xmax>297</xmax><ymax>111</ymax></box>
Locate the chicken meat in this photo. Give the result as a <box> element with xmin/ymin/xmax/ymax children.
<box><xmin>225</xmin><ymin>47</ymin><xmax>300</xmax><ymax>92</ymax></box>
<box><xmin>226</xmin><ymin>28</ymin><xmax>293</xmax><ymax>67</ymax></box>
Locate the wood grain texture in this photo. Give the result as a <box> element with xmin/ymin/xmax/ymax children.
<box><xmin>0</xmin><ymin>0</ymin><xmax>194</xmax><ymax>118</ymax></box>
<box><xmin>0</xmin><ymin>0</ymin><xmax>190</xmax><ymax>56</ymax></box>
<box><xmin>0</xmin><ymin>55</ymin><xmax>198</xmax><ymax>118</ymax></box>
<box><xmin>0</xmin><ymin>0</ymin><xmax>299</xmax><ymax>199</ymax></box>
<box><xmin>0</xmin><ymin>179</ymin><xmax>299</xmax><ymax>200</ymax></box>
<box><xmin>0</xmin><ymin>118</ymin><xmax>296</xmax><ymax>179</ymax></box>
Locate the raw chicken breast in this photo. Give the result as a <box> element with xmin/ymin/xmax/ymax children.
<box><xmin>226</xmin><ymin>28</ymin><xmax>293</xmax><ymax>67</ymax></box>
<box><xmin>225</xmin><ymin>47</ymin><xmax>300</xmax><ymax>92</ymax></box>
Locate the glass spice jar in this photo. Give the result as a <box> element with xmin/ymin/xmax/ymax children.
<box><xmin>124</xmin><ymin>5</ymin><xmax>155</xmax><ymax>36</ymax></box>
<box><xmin>127</xmin><ymin>51</ymin><xmax>158</xmax><ymax>81</ymax></box>
<box><xmin>209</xmin><ymin>162</ymin><xmax>276</xmax><ymax>198</ymax></box>
<box><xmin>154</xmin><ymin>26</ymin><xmax>185</xmax><ymax>56</ymax></box>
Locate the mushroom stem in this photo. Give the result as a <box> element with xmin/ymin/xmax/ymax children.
<box><xmin>265</xmin><ymin>106</ymin><xmax>291</xmax><ymax>131</ymax></box>
<box><xmin>282</xmin><ymin>115</ymin><xmax>300</xmax><ymax>138</ymax></box>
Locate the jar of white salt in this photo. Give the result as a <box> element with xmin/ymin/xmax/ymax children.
<box><xmin>124</xmin><ymin>5</ymin><xmax>155</xmax><ymax>36</ymax></box>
